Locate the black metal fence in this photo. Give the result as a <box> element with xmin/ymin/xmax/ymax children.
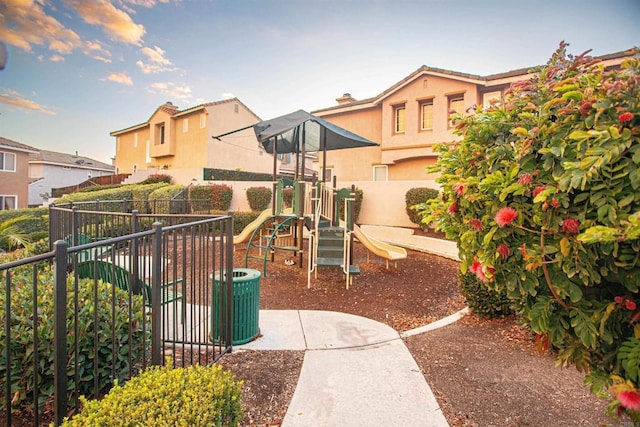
<box><xmin>1</xmin><ymin>203</ymin><xmax>235</xmax><ymax>426</ymax></box>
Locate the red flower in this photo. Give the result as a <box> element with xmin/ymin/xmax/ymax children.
<box><xmin>469</xmin><ymin>259</ymin><xmax>488</xmax><ymax>282</ymax></box>
<box><xmin>469</xmin><ymin>219</ymin><xmax>483</xmax><ymax>231</ymax></box>
<box><xmin>579</xmin><ymin>101</ymin><xmax>593</xmax><ymax>116</ymax></box>
<box><xmin>453</xmin><ymin>183</ymin><xmax>466</xmax><ymax>195</ymax></box>
<box><xmin>561</xmin><ymin>218</ymin><xmax>580</xmax><ymax>234</ymax></box>
<box><xmin>448</xmin><ymin>200</ymin><xmax>459</xmax><ymax>214</ymax></box>
<box><xmin>618</xmin><ymin>390</ymin><xmax>640</xmax><ymax>411</ymax></box>
<box><xmin>495</xmin><ymin>207</ymin><xmax>518</xmax><ymax>227</ymax></box>
<box><xmin>533</xmin><ymin>186</ymin><xmax>546</xmax><ymax>198</ymax></box>
<box><xmin>626</xmin><ymin>300</ymin><xmax>637</xmax><ymax>311</ymax></box>
<box><xmin>619</xmin><ymin>112</ymin><xmax>634</xmax><ymax>123</ymax></box>
<box><xmin>518</xmin><ymin>173</ymin><xmax>532</xmax><ymax>185</ymax></box>
<box><xmin>550</xmin><ymin>198</ymin><xmax>561</xmax><ymax>208</ymax></box>
<box><xmin>497</xmin><ymin>244</ymin><xmax>510</xmax><ymax>259</ymax></box>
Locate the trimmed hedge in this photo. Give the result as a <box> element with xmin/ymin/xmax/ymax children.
<box><xmin>203</xmin><ymin>168</ymin><xmax>293</xmax><ymax>186</ymax></box>
<box><xmin>405</xmin><ymin>187</ymin><xmax>439</xmax><ymax>227</ymax></box>
<box><xmin>131</xmin><ymin>183</ymin><xmax>169</xmax><ymax>213</ymax></box>
<box><xmin>61</xmin><ymin>363</ymin><xmax>243</xmax><ymax>426</ymax></box>
<box><xmin>148</xmin><ymin>185</ymin><xmax>187</xmax><ymax>214</ymax></box>
<box><xmin>232</xmin><ymin>211</ymin><xmax>260</xmax><ymax>233</ymax></box>
<box><xmin>141</xmin><ymin>173</ymin><xmax>173</xmax><ymax>184</ymax></box>
<box><xmin>246</xmin><ymin>186</ymin><xmax>272</xmax><ymax>211</ymax></box>
<box><xmin>56</xmin><ymin>185</ymin><xmax>135</xmax><ymax>205</ymax></box>
<box><xmin>459</xmin><ymin>271</ymin><xmax>514</xmax><ymax>319</ymax></box>
<box><xmin>189</xmin><ymin>184</ymin><xmax>233</xmax><ymax>212</ymax></box>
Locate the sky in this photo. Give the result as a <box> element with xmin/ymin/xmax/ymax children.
<box><xmin>1</xmin><ymin>0</ymin><xmax>639</xmax><ymax>165</ymax></box>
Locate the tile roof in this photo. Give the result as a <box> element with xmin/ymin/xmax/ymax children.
<box><xmin>0</xmin><ymin>136</ymin><xmax>39</xmax><ymax>153</ymax></box>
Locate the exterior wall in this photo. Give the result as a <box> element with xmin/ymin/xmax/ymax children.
<box><xmin>28</xmin><ymin>164</ymin><xmax>112</xmax><ymax>206</ymax></box>
<box><xmin>114</xmin><ymin>127</ymin><xmax>151</xmax><ymax>174</ymax></box>
<box><xmin>1</xmin><ymin>150</ymin><xmax>30</xmax><ymax>209</ymax></box>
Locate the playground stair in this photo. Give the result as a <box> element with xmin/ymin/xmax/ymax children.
<box><xmin>316</xmin><ymin>224</ymin><xmax>360</xmax><ymax>276</ymax></box>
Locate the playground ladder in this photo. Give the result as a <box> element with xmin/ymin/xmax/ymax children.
<box><xmin>244</xmin><ymin>213</ymin><xmax>298</xmax><ymax>275</ymax></box>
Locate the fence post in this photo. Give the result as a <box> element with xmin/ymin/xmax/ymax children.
<box><xmin>225</xmin><ymin>215</ymin><xmax>234</xmax><ymax>349</ymax></box>
<box><xmin>131</xmin><ymin>211</ymin><xmax>140</xmax><ymax>294</ymax></box>
<box><xmin>53</xmin><ymin>240</ymin><xmax>69</xmax><ymax>426</ymax></box>
<box><xmin>151</xmin><ymin>222</ymin><xmax>163</xmax><ymax>365</ymax></box>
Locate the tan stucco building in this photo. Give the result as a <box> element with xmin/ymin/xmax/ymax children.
<box><xmin>111</xmin><ymin>98</ymin><xmax>283</xmax><ymax>183</ymax></box>
<box><xmin>312</xmin><ymin>49</ymin><xmax>634</xmax><ymax>183</ymax></box>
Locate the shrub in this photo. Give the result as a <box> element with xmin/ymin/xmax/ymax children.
<box><xmin>246</xmin><ymin>186</ymin><xmax>272</xmax><ymax>211</ymax></box>
<box><xmin>148</xmin><ymin>184</ymin><xmax>186</xmax><ymax>214</ymax></box>
<box><xmin>56</xmin><ymin>186</ymin><xmax>134</xmax><ymax>205</ymax></box>
<box><xmin>62</xmin><ymin>362</ymin><xmax>242</xmax><ymax>427</ymax></box>
<box><xmin>0</xmin><ymin>208</ymin><xmax>48</xmax><ymax>252</ymax></box>
<box><xmin>0</xmin><ymin>265</ymin><xmax>149</xmax><ymax>415</ymax></box>
<box><xmin>338</xmin><ymin>187</ymin><xmax>363</xmax><ymax>223</ymax></box>
<box><xmin>131</xmin><ymin>183</ymin><xmax>168</xmax><ymax>213</ymax></box>
<box><xmin>405</xmin><ymin>187</ymin><xmax>439</xmax><ymax>227</ymax></box>
<box><xmin>232</xmin><ymin>211</ymin><xmax>261</xmax><ymax>233</ymax></box>
<box><xmin>459</xmin><ymin>272</ymin><xmax>514</xmax><ymax>318</ymax></box>
<box><xmin>141</xmin><ymin>173</ymin><xmax>173</xmax><ymax>184</ymax></box>
<box><xmin>425</xmin><ymin>43</ymin><xmax>640</xmax><ymax>421</ymax></box>
<box><xmin>189</xmin><ymin>184</ymin><xmax>233</xmax><ymax>212</ymax></box>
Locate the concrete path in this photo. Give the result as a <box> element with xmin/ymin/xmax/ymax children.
<box><xmin>237</xmin><ymin>310</ymin><xmax>449</xmax><ymax>426</ymax></box>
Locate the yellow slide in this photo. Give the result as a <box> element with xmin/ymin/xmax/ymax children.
<box><xmin>233</xmin><ymin>208</ymin><xmax>294</xmax><ymax>245</ymax></box>
<box><xmin>352</xmin><ymin>224</ymin><xmax>407</xmax><ymax>261</ymax></box>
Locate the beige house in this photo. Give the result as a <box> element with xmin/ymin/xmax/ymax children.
<box><xmin>0</xmin><ymin>137</ymin><xmax>39</xmax><ymax>210</ymax></box>
<box><xmin>111</xmin><ymin>98</ymin><xmax>286</xmax><ymax>184</ymax></box>
<box><xmin>312</xmin><ymin>49</ymin><xmax>634</xmax><ymax>182</ymax></box>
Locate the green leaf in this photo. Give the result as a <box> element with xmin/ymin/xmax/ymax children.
<box><xmin>577</xmin><ymin>226</ymin><xmax>620</xmax><ymax>244</ymax></box>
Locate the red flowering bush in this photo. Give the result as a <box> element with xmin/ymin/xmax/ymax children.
<box><xmin>421</xmin><ymin>43</ymin><xmax>640</xmax><ymax>423</ymax></box>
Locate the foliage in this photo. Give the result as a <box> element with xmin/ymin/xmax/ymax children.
<box><xmin>0</xmin><ymin>207</ymin><xmax>48</xmax><ymax>251</ymax></box>
<box><xmin>459</xmin><ymin>271</ymin><xmax>515</xmax><ymax>318</ymax></box>
<box><xmin>423</xmin><ymin>43</ymin><xmax>640</xmax><ymax>420</ymax></box>
<box><xmin>0</xmin><ymin>215</ymin><xmax>33</xmax><ymax>252</ymax></box>
<box><xmin>131</xmin><ymin>183</ymin><xmax>169</xmax><ymax>213</ymax></box>
<box><xmin>232</xmin><ymin>211</ymin><xmax>260</xmax><ymax>234</ymax></box>
<box><xmin>141</xmin><ymin>173</ymin><xmax>173</xmax><ymax>184</ymax></box>
<box><xmin>0</xmin><ymin>264</ymin><xmax>149</xmax><ymax>415</ymax></box>
<box><xmin>283</xmin><ymin>187</ymin><xmax>294</xmax><ymax>208</ymax></box>
<box><xmin>188</xmin><ymin>184</ymin><xmax>233</xmax><ymax>212</ymax></box>
<box><xmin>78</xmin><ymin>183</ymin><xmax>122</xmax><ymax>193</ymax></box>
<box><xmin>61</xmin><ymin>362</ymin><xmax>243</xmax><ymax>426</ymax></box>
<box><xmin>56</xmin><ymin>185</ymin><xmax>135</xmax><ymax>205</ymax></box>
<box><xmin>338</xmin><ymin>187</ymin><xmax>363</xmax><ymax>223</ymax></box>
<box><xmin>405</xmin><ymin>187</ymin><xmax>440</xmax><ymax>227</ymax></box>
<box><xmin>246</xmin><ymin>186</ymin><xmax>272</xmax><ymax>211</ymax></box>
<box><xmin>148</xmin><ymin>184</ymin><xmax>186</xmax><ymax>214</ymax></box>
<box><xmin>203</xmin><ymin>168</ymin><xmax>293</xmax><ymax>186</ymax></box>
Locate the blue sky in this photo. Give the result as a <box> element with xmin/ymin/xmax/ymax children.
<box><xmin>1</xmin><ymin>0</ymin><xmax>638</xmax><ymax>164</ymax></box>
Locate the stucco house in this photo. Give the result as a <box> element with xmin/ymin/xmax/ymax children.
<box><xmin>311</xmin><ymin>49</ymin><xmax>634</xmax><ymax>183</ymax></box>
<box><xmin>28</xmin><ymin>150</ymin><xmax>115</xmax><ymax>207</ymax></box>
<box><xmin>111</xmin><ymin>98</ymin><xmax>288</xmax><ymax>184</ymax></box>
<box><xmin>0</xmin><ymin>137</ymin><xmax>39</xmax><ymax>210</ymax></box>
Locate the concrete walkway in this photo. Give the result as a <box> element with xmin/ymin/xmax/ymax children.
<box><xmin>237</xmin><ymin>310</ymin><xmax>450</xmax><ymax>426</ymax></box>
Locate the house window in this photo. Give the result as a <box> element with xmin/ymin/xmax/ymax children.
<box><xmin>234</xmin><ymin>104</ymin><xmax>239</xmax><ymax>114</ymax></box>
<box><xmin>145</xmin><ymin>140</ymin><xmax>151</xmax><ymax>163</ymax></box>
<box><xmin>277</xmin><ymin>153</ymin><xmax>291</xmax><ymax>164</ymax></box>
<box><xmin>394</xmin><ymin>104</ymin><xmax>405</xmax><ymax>133</ymax></box>
<box><xmin>156</xmin><ymin>123</ymin><xmax>165</xmax><ymax>145</ymax></box>
<box><xmin>482</xmin><ymin>91</ymin><xmax>502</xmax><ymax>109</ymax></box>
<box><xmin>0</xmin><ymin>152</ymin><xmax>16</xmax><ymax>171</ymax></box>
<box><xmin>420</xmin><ymin>100</ymin><xmax>434</xmax><ymax>130</ymax></box>
<box><xmin>448</xmin><ymin>94</ymin><xmax>465</xmax><ymax>127</ymax></box>
<box><xmin>183</xmin><ymin>118</ymin><xmax>189</xmax><ymax>133</ymax></box>
<box><xmin>322</xmin><ymin>167</ymin><xmax>333</xmax><ymax>183</ymax></box>
<box><xmin>373</xmin><ymin>165</ymin><xmax>388</xmax><ymax>181</ymax></box>
<box><xmin>0</xmin><ymin>195</ymin><xmax>17</xmax><ymax>210</ymax></box>
<box><xmin>134</xmin><ymin>133</ymin><xmax>138</xmax><ymax>148</ymax></box>
<box><xmin>200</xmin><ymin>113</ymin><xmax>206</xmax><ymax>128</ymax></box>
<box><xmin>116</xmin><ymin>138</ymin><xmax>121</xmax><ymax>151</ymax></box>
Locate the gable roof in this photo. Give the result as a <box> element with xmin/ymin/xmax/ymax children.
<box><xmin>110</xmin><ymin>97</ymin><xmax>262</xmax><ymax>136</ymax></box>
<box><xmin>313</xmin><ymin>48</ymin><xmax>636</xmax><ymax>115</ymax></box>
<box><xmin>0</xmin><ymin>136</ymin><xmax>39</xmax><ymax>154</ymax></box>
<box><xmin>29</xmin><ymin>149</ymin><xmax>114</xmax><ymax>171</ymax></box>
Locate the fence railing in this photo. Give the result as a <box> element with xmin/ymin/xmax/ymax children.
<box><xmin>2</xmin><ymin>206</ymin><xmax>234</xmax><ymax>426</ymax></box>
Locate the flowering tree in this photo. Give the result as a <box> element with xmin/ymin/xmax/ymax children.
<box><xmin>423</xmin><ymin>43</ymin><xmax>640</xmax><ymax>420</ymax></box>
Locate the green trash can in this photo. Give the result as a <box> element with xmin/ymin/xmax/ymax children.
<box><xmin>211</xmin><ymin>268</ymin><xmax>261</xmax><ymax>345</ymax></box>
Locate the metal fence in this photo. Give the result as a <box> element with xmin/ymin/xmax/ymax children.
<box><xmin>1</xmin><ymin>204</ymin><xmax>235</xmax><ymax>426</ymax></box>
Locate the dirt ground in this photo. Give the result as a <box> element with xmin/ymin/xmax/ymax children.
<box><xmin>219</xmin><ymin>239</ymin><xmax>611</xmax><ymax>427</ymax></box>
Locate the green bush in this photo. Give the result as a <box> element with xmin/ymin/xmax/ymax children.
<box><xmin>425</xmin><ymin>43</ymin><xmax>640</xmax><ymax>421</ymax></box>
<box><xmin>459</xmin><ymin>272</ymin><xmax>514</xmax><ymax>318</ymax></box>
<box><xmin>338</xmin><ymin>187</ymin><xmax>363</xmax><ymax>223</ymax></box>
<box><xmin>189</xmin><ymin>184</ymin><xmax>233</xmax><ymax>212</ymax></box>
<box><xmin>141</xmin><ymin>173</ymin><xmax>173</xmax><ymax>184</ymax></box>
<box><xmin>405</xmin><ymin>187</ymin><xmax>439</xmax><ymax>227</ymax></box>
<box><xmin>56</xmin><ymin>186</ymin><xmax>134</xmax><ymax>205</ymax></box>
<box><xmin>62</xmin><ymin>362</ymin><xmax>243</xmax><ymax>427</ymax></box>
<box><xmin>0</xmin><ymin>265</ymin><xmax>149</xmax><ymax>415</ymax></box>
<box><xmin>246</xmin><ymin>186</ymin><xmax>272</xmax><ymax>211</ymax></box>
<box><xmin>232</xmin><ymin>211</ymin><xmax>260</xmax><ymax>233</ymax></box>
<box><xmin>132</xmin><ymin>183</ymin><xmax>169</xmax><ymax>213</ymax></box>
<box><xmin>0</xmin><ymin>207</ymin><xmax>48</xmax><ymax>251</ymax></box>
<box><xmin>148</xmin><ymin>185</ymin><xmax>186</xmax><ymax>214</ymax></box>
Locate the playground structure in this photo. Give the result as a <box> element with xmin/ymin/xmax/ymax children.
<box><xmin>217</xmin><ymin>109</ymin><xmax>407</xmax><ymax>288</ymax></box>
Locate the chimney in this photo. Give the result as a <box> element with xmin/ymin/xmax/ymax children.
<box><xmin>336</xmin><ymin>93</ymin><xmax>356</xmax><ymax>105</ymax></box>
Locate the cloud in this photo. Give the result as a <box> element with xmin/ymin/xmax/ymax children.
<box><xmin>0</xmin><ymin>88</ymin><xmax>56</xmax><ymax>115</ymax></box>
<box><xmin>221</xmin><ymin>93</ymin><xmax>235</xmax><ymax>99</ymax></box>
<box><xmin>105</xmin><ymin>72</ymin><xmax>134</xmax><ymax>86</ymax></box>
<box><xmin>136</xmin><ymin>46</ymin><xmax>177</xmax><ymax>74</ymax></box>
<box><xmin>64</xmin><ymin>0</ymin><xmax>146</xmax><ymax>45</ymax></box>
<box><xmin>0</xmin><ymin>0</ymin><xmax>83</xmax><ymax>54</ymax></box>
<box><xmin>50</xmin><ymin>55</ymin><xmax>65</xmax><ymax>62</ymax></box>
<box><xmin>84</xmin><ymin>40</ymin><xmax>112</xmax><ymax>63</ymax></box>
<box><xmin>149</xmin><ymin>82</ymin><xmax>192</xmax><ymax>100</ymax></box>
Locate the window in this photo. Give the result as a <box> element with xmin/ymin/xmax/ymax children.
<box><xmin>0</xmin><ymin>152</ymin><xmax>16</xmax><ymax>171</ymax></box>
<box><xmin>156</xmin><ymin>123</ymin><xmax>165</xmax><ymax>145</ymax></box>
<box><xmin>448</xmin><ymin>94</ymin><xmax>465</xmax><ymax>127</ymax></box>
<box><xmin>322</xmin><ymin>167</ymin><xmax>333</xmax><ymax>183</ymax></box>
<box><xmin>234</xmin><ymin>104</ymin><xmax>239</xmax><ymax>114</ymax></box>
<box><xmin>145</xmin><ymin>140</ymin><xmax>151</xmax><ymax>163</ymax></box>
<box><xmin>116</xmin><ymin>138</ymin><xmax>121</xmax><ymax>152</ymax></box>
<box><xmin>394</xmin><ymin>104</ymin><xmax>406</xmax><ymax>133</ymax></box>
<box><xmin>200</xmin><ymin>113</ymin><xmax>206</xmax><ymax>128</ymax></box>
<box><xmin>183</xmin><ymin>118</ymin><xmax>189</xmax><ymax>133</ymax></box>
<box><xmin>420</xmin><ymin>100</ymin><xmax>434</xmax><ymax>130</ymax></box>
<box><xmin>482</xmin><ymin>91</ymin><xmax>502</xmax><ymax>109</ymax></box>
<box><xmin>277</xmin><ymin>153</ymin><xmax>291</xmax><ymax>163</ymax></box>
<box><xmin>373</xmin><ymin>165</ymin><xmax>388</xmax><ymax>181</ymax></box>
<box><xmin>134</xmin><ymin>132</ymin><xmax>138</xmax><ymax>148</ymax></box>
<box><xmin>0</xmin><ymin>195</ymin><xmax>17</xmax><ymax>210</ymax></box>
